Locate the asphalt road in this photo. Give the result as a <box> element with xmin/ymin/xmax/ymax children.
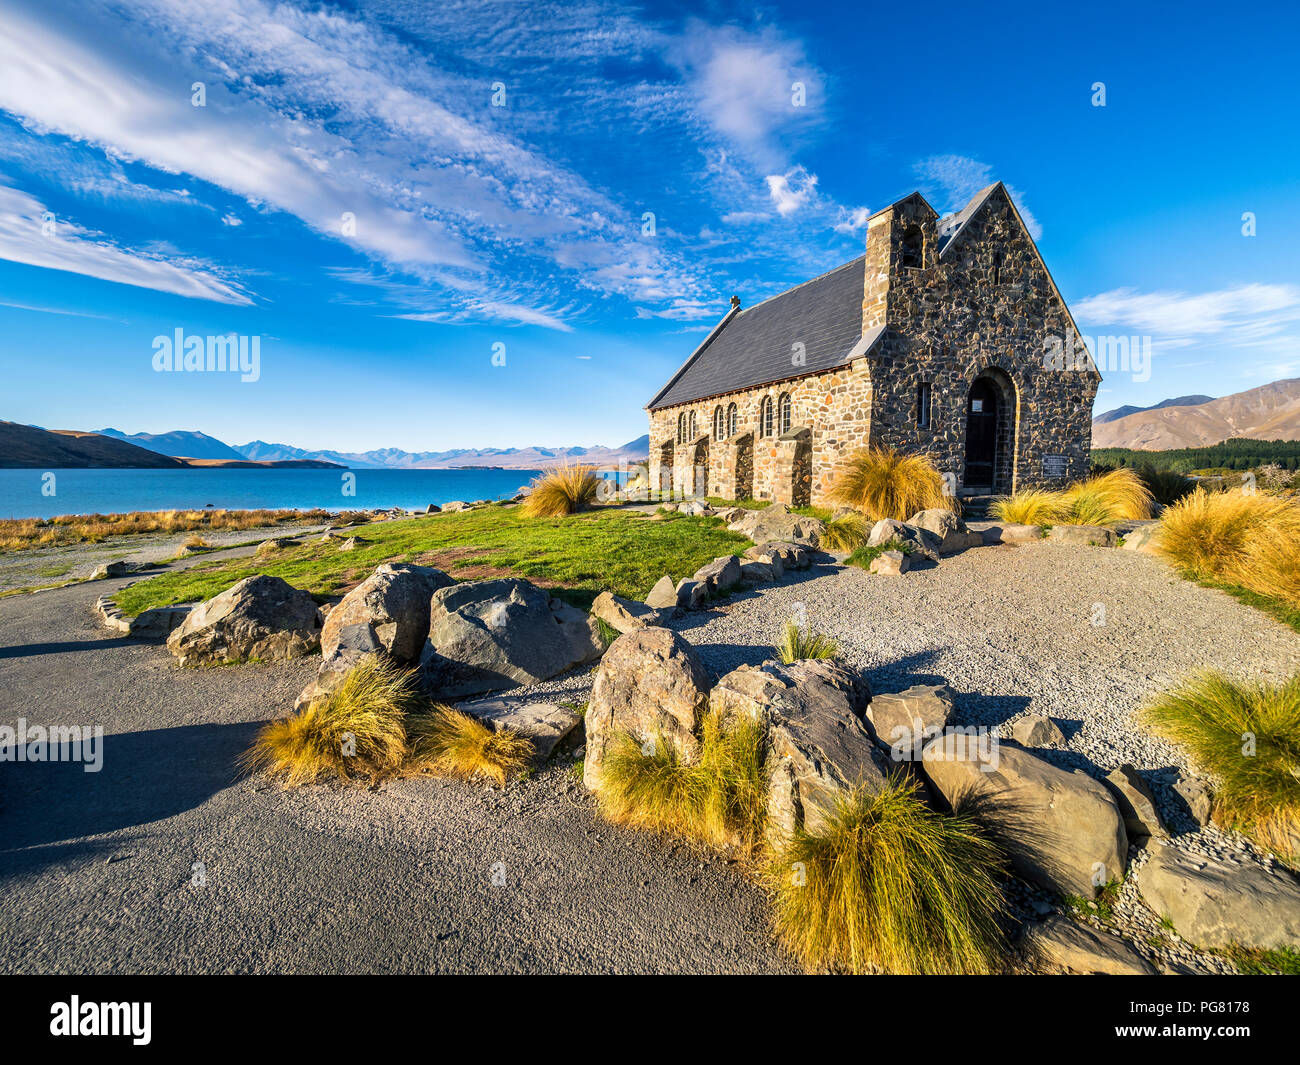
<box><xmin>0</xmin><ymin>573</ymin><xmax>792</xmax><ymax>974</ymax></box>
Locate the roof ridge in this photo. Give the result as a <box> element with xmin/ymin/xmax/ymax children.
<box><xmin>739</xmin><ymin>254</ymin><xmax>865</xmax><ymax>315</ymax></box>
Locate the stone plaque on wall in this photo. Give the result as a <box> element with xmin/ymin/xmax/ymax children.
<box><xmin>1042</xmin><ymin>454</ymin><xmax>1068</xmax><ymax>480</ymax></box>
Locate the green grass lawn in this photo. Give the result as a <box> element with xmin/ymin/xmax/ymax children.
<box><xmin>113</xmin><ymin>506</ymin><xmax>751</xmax><ymax>616</ymax></box>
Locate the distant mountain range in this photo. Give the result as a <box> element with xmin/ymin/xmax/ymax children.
<box><xmin>1093</xmin><ymin>395</ymin><xmax>1215</xmax><ymax>425</ymax></box>
<box><xmin>1092</xmin><ymin>379</ymin><xmax>1300</xmax><ymax>449</ymax></box>
<box><xmin>0</xmin><ymin>421</ymin><xmax>342</xmax><ymax>469</ymax></box>
<box><xmin>97</xmin><ymin>428</ymin><xmax>652</xmax><ymax>470</ymax></box>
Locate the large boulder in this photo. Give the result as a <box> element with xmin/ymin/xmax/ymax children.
<box><xmin>321</xmin><ymin>563</ymin><xmax>454</xmax><ymax>666</ymax></box>
<box><xmin>907</xmin><ymin>509</ymin><xmax>981</xmax><ymax>555</ymax></box>
<box><xmin>644</xmin><ymin>575</ymin><xmax>678</xmax><ymax>609</ymax></box>
<box><xmin>166</xmin><ymin>575</ymin><xmax>321</xmax><ymax>667</ymax></box>
<box><xmin>590</xmin><ymin>590</ymin><xmax>665</xmax><ymax>634</ymax></box>
<box><xmin>867</xmin><ymin>683</ymin><xmax>956</xmax><ymax>763</ymax></box>
<box><xmin>867</xmin><ymin>519</ymin><xmax>938</xmax><ymax>562</ymax></box>
<box><xmin>1023</xmin><ymin>916</ymin><xmax>1157</xmax><ymax>975</ymax></box>
<box><xmin>583</xmin><ymin>628</ymin><xmax>710</xmax><ymax>790</ymax></box>
<box><xmin>692</xmin><ymin>555</ymin><xmax>741</xmax><ymax>595</ymax></box>
<box><xmin>710</xmin><ymin>660</ymin><xmax>883</xmax><ymax>848</ymax></box>
<box><xmin>1047</xmin><ymin>524</ymin><xmax>1117</xmax><ymax>548</ymax></box>
<box><xmin>921</xmin><ymin>735</ymin><xmax>1128</xmax><ymax>897</ymax></box>
<box><xmin>421</xmin><ymin>578</ymin><xmax>604</xmax><ymax>699</ymax></box>
<box><xmin>729</xmin><ymin>507</ymin><xmax>825</xmax><ymax>548</ymax></box>
<box><xmin>974</xmin><ymin>522</ymin><xmax>1044</xmax><ymax>545</ymax></box>
<box><xmin>1136</xmin><ymin>844</ymin><xmax>1300</xmax><ymax>951</ymax></box>
<box><xmin>1010</xmin><ymin>714</ymin><xmax>1066</xmax><ymax>748</ymax></box>
<box><xmin>868</xmin><ymin>549</ymin><xmax>910</xmax><ymax>576</ymax></box>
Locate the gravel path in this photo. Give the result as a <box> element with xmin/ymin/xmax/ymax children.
<box><xmin>527</xmin><ymin>539</ymin><xmax>1300</xmax><ymax>973</ymax></box>
<box><xmin>2</xmin><ymin>535</ymin><xmax>1296</xmax><ymax>974</ymax></box>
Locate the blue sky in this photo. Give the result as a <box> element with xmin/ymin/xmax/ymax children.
<box><xmin>0</xmin><ymin>0</ymin><xmax>1297</xmax><ymax>452</ymax></box>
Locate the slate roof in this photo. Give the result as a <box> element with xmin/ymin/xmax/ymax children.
<box><xmin>647</xmin><ymin>256</ymin><xmax>869</xmax><ymax>410</ymax></box>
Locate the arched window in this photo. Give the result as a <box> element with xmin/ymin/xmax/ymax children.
<box><xmin>777</xmin><ymin>392</ymin><xmax>792</xmax><ymax>435</ymax></box>
<box><xmin>759</xmin><ymin>396</ymin><xmax>774</xmax><ymax>438</ymax></box>
<box><xmin>676</xmin><ymin>412</ymin><xmax>686</xmax><ymax>444</ymax></box>
<box><xmin>713</xmin><ymin>405</ymin><xmax>725</xmax><ymax>440</ymax></box>
<box><xmin>687</xmin><ymin>410</ymin><xmax>697</xmax><ymax>440</ymax></box>
<box><xmin>726</xmin><ymin>402</ymin><xmax>738</xmax><ymax>437</ymax></box>
<box><xmin>900</xmin><ymin>224</ymin><xmax>923</xmax><ymax>269</ymax></box>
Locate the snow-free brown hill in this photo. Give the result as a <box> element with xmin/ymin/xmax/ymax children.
<box><xmin>1092</xmin><ymin>379</ymin><xmax>1300</xmax><ymax>449</ymax></box>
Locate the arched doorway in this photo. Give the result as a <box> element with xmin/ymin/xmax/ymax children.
<box><xmin>962</xmin><ymin>379</ymin><xmax>998</xmax><ymax>489</ymax></box>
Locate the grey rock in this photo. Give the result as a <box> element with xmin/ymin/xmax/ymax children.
<box><xmin>677</xmin><ymin>500</ymin><xmax>713</xmax><ymax>517</ymax></box>
<box><xmin>746</xmin><ymin>541</ymin><xmax>810</xmax><ymax>570</ymax></box>
<box><xmin>1024</xmin><ymin>915</ymin><xmax>1157</xmax><ymax>975</ymax></box>
<box><xmin>322</xmin><ymin>562</ymin><xmax>454</xmax><ymax>665</ymax></box>
<box><xmin>1172</xmin><ymin>774</ymin><xmax>1214</xmax><ymax>827</ymax></box>
<box><xmin>868</xmin><ymin>549</ymin><xmax>910</xmax><ymax>575</ymax></box>
<box><xmin>728</xmin><ymin>508</ymin><xmax>825</xmax><ymax>548</ymax></box>
<box><xmin>166</xmin><ymin>574</ymin><xmax>322</xmax><ymax>667</ymax></box>
<box><xmin>922</xmin><ymin>735</ymin><xmax>1128</xmax><ymax>897</ymax></box>
<box><xmin>644</xmin><ymin>575</ymin><xmax>679</xmax><ymax>609</ymax></box>
<box><xmin>675</xmin><ymin>578</ymin><xmax>706</xmax><ymax>610</ymax></box>
<box><xmin>590</xmin><ymin>590</ymin><xmax>665</xmax><ymax>634</ymax></box>
<box><xmin>738</xmin><ymin>560</ymin><xmax>776</xmax><ymax>584</ymax></box>
<box><xmin>421</xmin><ymin>578</ymin><xmax>604</xmax><ymax>699</ymax></box>
<box><xmin>710</xmin><ymin>659</ymin><xmax>881</xmax><ymax>848</ymax></box>
<box><xmin>442</xmin><ymin>501</ymin><xmax>472</xmax><ymax>513</ymax></box>
<box><xmin>1121</xmin><ymin>524</ymin><xmax>1161</xmax><ymax>553</ymax></box>
<box><xmin>1011</xmin><ymin>713</ymin><xmax>1066</xmax><ymax>747</ymax></box>
<box><xmin>975</xmin><ymin>522</ymin><xmax>1044</xmax><ymax>544</ymax></box>
<box><xmin>129</xmin><ymin>605</ymin><xmax>193</xmax><ymax>641</ymax></box>
<box><xmin>867</xmin><ymin>683</ymin><xmax>956</xmax><ymax>763</ymax></box>
<box><xmin>1105</xmin><ymin>764</ymin><xmax>1168</xmax><ymax>840</ymax></box>
<box><xmin>455</xmin><ymin>693</ymin><xmax>582</xmax><ymax>762</ymax></box>
<box><xmin>907</xmin><ymin>508</ymin><xmax>981</xmax><ymax>554</ymax></box>
<box><xmin>692</xmin><ymin>555</ymin><xmax>742</xmax><ymax>595</ymax></box>
<box><xmin>867</xmin><ymin>518</ymin><xmax>938</xmax><ymax>561</ymax></box>
<box><xmin>1047</xmin><ymin>524</ymin><xmax>1118</xmax><ymax>548</ymax></box>
<box><xmin>583</xmin><ymin>627</ymin><xmax>710</xmax><ymax>791</ymax></box>
<box><xmin>1137</xmin><ymin>844</ymin><xmax>1300</xmax><ymax>951</ymax></box>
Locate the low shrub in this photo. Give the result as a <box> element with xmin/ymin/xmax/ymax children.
<box><xmin>595</xmin><ymin>708</ymin><xmax>767</xmax><ymax>852</ymax></box>
<box><xmin>827</xmin><ymin>447</ymin><xmax>953</xmax><ymax>521</ymax></box>
<box><xmin>242</xmin><ymin>658</ymin><xmax>416</xmax><ymax>786</ymax></box>
<box><xmin>845</xmin><ymin>538</ymin><xmax>913</xmax><ymax>571</ymax></box>
<box><xmin>522</xmin><ymin>465</ymin><xmax>601</xmax><ymax>518</ymax></box>
<box><xmin>406</xmin><ymin>706</ymin><xmax>534</xmax><ymax>786</ymax></box>
<box><xmin>769</xmin><ymin>776</ymin><xmax>1009</xmax><ymax>974</ymax></box>
<box><xmin>1145</xmin><ymin>671</ymin><xmax>1300</xmax><ymax>859</ymax></box>
<box><xmin>1137</xmin><ymin>465</ymin><xmax>1195</xmax><ymax>506</ymax></box>
<box><xmin>773</xmin><ymin>619</ymin><xmax>839</xmax><ymax>664</ymax></box>
<box><xmin>1056</xmin><ymin>467</ymin><xmax>1155</xmax><ymax>525</ymax></box>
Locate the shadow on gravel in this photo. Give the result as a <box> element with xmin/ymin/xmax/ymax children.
<box><xmin>0</xmin><ymin>721</ymin><xmax>260</xmax><ymax>862</ymax></box>
<box><xmin>0</xmin><ymin>636</ymin><xmax>134</xmax><ymax>660</ymax></box>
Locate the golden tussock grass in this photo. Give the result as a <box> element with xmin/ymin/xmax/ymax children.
<box><xmin>827</xmin><ymin>447</ymin><xmax>953</xmax><ymax>522</ymax></box>
<box><xmin>819</xmin><ymin>511</ymin><xmax>870</xmax><ymax>552</ymax></box>
<box><xmin>768</xmin><ymin>775</ymin><xmax>1009</xmax><ymax>974</ymax></box>
<box><xmin>522</xmin><ymin>465</ymin><xmax>602</xmax><ymax>518</ymax></box>
<box><xmin>242</xmin><ymin>658</ymin><xmax>417</xmax><ymax>786</ymax></box>
<box><xmin>1145</xmin><ymin>671</ymin><xmax>1300</xmax><ymax>860</ymax></box>
<box><xmin>594</xmin><ymin>708</ymin><xmax>767</xmax><ymax>854</ymax></box>
<box><xmin>992</xmin><ymin>468</ymin><xmax>1155</xmax><ymax>527</ymax></box>
<box><xmin>1156</xmin><ymin>487</ymin><xmax>1300</xmax><ymax>589</ymax></box>
<box><xmin>405</xmin><ymin>706</ymin><xmax>534</xmax><ymax>786</ymax></box>
<box><xmin>773</xmin><ymin>619</ymin><xmax>839</xmax><ymax>665</ymax></box>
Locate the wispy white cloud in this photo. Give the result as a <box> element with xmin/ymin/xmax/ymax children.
<box><xmin>765</xmin><ymin>167</ymin><xmax>818</xmax><ymax>217</ymax></box>
<box><xmin>0</xmin><ymin>182</ymin><xmax>250</xmax><ymax>303</ymax></box>
<box><xmin>1075</xmin><ymin>283</ymin><xmax>1300</xmax><ymax>341</ymax></box>
<box><xmin>913</xmin><ymin>154</ymin><xmax>1042</xmax><ymax>240</ymax></box>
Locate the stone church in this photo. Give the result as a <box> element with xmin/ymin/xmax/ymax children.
<box><xmin>645</xmin><ymin>182</ymin><xmax>1100</xmax><ymax>507</ymax></box>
